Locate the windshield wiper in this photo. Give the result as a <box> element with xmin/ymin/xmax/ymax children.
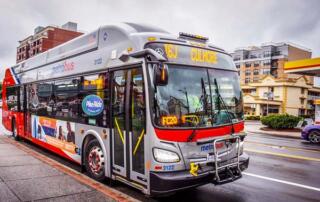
<box><xmin>187</xmin><ymin>78</ymin><xmax>207</xmax><ymax>142</ymax></box>
<box><xmin>213</xmin><ymin>78</ymin><xmax>235</xmax><ymax>134</ymax></box>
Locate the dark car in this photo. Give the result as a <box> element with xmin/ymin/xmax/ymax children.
<box><xmin>301</xmin><ymin>124</ymin><xmax>320</xmax><ymax>143</ymax></box>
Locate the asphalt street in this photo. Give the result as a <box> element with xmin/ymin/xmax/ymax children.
<box><xmin>1</xmin><ymin>115</ymin><xmax>319</xmax><ymax>202</ymax></box>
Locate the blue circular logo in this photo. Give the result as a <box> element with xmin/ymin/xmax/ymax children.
<box><xmin>82</xmin><ymin>95</ymin><xmax>104</xmax><ymax>116</ymax></box>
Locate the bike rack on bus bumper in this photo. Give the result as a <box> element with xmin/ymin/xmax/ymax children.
<box><xmin>212</xmin><ymin>136</ymin><xmax>242</xmax><ymax>184</ymax></box>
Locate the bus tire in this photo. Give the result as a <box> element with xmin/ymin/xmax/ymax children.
<box><xmin>12</xmin><ymin>119</ymin><xmax>20</xmax><ymax>141</ymax></box>
<box><xmin>84</xmin><ymin>138</ymin><xmax>106</xmax><ymax>182</ymax></box>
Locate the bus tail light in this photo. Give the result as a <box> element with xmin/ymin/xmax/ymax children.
<box><xmin>153</xmin><ymin>148</ymin><xmax>180</xmax><ymax>163</ymax></box>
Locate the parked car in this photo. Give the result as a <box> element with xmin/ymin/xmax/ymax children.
<box><xmin>301</xmin><ymin>124</ymin><xmax>320</xmax><ymax>143</ymax></box>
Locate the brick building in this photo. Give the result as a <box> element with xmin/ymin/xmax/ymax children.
<box><xmin>16</xmin><ymin>22</ymin><xmax>83</xmax><ymax>63</ymax></box>
<box><xmin>231</xmin><ymin>42</ymin><xmax>312</xmax><ymax>85</ymax></box>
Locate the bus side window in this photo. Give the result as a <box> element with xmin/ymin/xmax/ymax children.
<box><xmin>54</xmin><ymin>78</ymin><xmax>80</xmax><ymax>121</ymax></box>
<box><xmin>80</xmin><ymin>72</ymin><xmax>109</xmax><ymax>127</ymax></box>
<box><xmin>6</xmin><ymin>86</ymin><xmax>18</xmax><ymax>112</ymax></box>
<box><xmin>37</xmin><ymin>82</ymin><xmax>54</xmax><ymax>116</ymax></box>
<box><xmin>19</xmin><ymin>86</ymin><xmax>24</xmax><ymax>112</ymax></box>
<box><xmin>28</xmin><ymin>83</ymin><xmax>39</xmax><ymax>114</ymax></box>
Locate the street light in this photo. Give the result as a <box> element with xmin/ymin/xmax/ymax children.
<box><xmin>263</xmin><ymin>91</ymin><xmax>274</xmax><ymax>115</ymax></box>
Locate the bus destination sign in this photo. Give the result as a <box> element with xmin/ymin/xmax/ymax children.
<box><xmin>146</xmin><ymin>42</ymin><xmax>236</xmax><ymax>70</ymax></box>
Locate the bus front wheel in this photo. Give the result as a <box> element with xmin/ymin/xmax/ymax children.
<box><xmin>12</xmin><ymin>120</ymin><xmax>20</xmax><ymax>141</ymax></box>
<box><xmin>84</xmin><ymin>139</ymin><xmax>106</xmax><ymax>182</ymax></box>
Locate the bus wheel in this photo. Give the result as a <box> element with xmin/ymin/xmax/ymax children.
<box><xmin>12</xmin><ymin>120</ymin><xmax>20</xmax><ymax>141</ymax></box>
<box><xmin>85</xmin><ymin>139</ymin><xmax>106</xmax><ymax>182</ymax></box>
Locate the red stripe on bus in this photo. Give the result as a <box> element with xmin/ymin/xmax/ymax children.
<box><xmin>154</xmin><ymin>121</ymin><xmax>244</xmax><ymax>142</ymax></box>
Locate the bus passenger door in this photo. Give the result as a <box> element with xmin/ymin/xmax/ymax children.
<box><xmin>111</xmin><ymin>70</ymin><xmax>128</xmax><ymax>177</ymax></box>
<box><xmin>129</xmin><ymin>68</ymin><xmax>147</xmax><ymax>185</ymax></box>
<box><xmin>111</xmin><ymin>67</ymin><xmax>147</xmax><ymax>186</ymax></box>
<box><xmin>24</xmin><ymin>85</ymin><xmax>32</xmax><ymax>138</ymax></box>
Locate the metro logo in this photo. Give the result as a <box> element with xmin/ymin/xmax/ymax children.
<box><xmin>190</xmin><ymin>48</ymin><xmax>217</xmax><ymax>64</ymax></box>
<box><xmin>52</xmin><ymin>61</ymin><xmax>75</xmax><ymax>74</ymax></box>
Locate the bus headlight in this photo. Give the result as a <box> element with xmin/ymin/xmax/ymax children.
<box><xmin>153</xmin><ymin>148</ymin><xmax>180</xmax><ymax>163</ymax></box>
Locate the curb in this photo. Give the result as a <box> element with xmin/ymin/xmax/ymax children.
<box><xmin>246</xmin><ymin>130</ymin><xmax>301</xmax><ymax>140</ymax></box>
<box><xmin>1</xmin><ymin>135</ymin><xmax>140</xmax><ymax>202</ymax></box>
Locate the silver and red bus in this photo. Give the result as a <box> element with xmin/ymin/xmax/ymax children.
<box><xmin>2</xmin><ymin>23</ymin><xmax>249</xmax><ymax>196</ymax></box>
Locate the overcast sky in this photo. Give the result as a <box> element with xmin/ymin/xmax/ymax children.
<box><xmin>0</xmin><ymin>0</ymin><xmax>319</xmax><ymax>80</ymax></box>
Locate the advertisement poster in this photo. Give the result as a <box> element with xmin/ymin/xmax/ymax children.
<box><xmin>32</xmin><ymin>115</ymin><xmax>77</xmax><ymax>154</ymax></box>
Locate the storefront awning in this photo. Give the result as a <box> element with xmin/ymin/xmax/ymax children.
<box><xmin>284</xmin><ymin>57</ymin><xmax>320</xmax><ymax>76</ymax></box>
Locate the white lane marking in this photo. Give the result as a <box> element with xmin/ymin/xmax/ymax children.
<box><xmin>243</xmin><ymin>172</ymin><xmax>320</xmax><ymax>192</ymax></box>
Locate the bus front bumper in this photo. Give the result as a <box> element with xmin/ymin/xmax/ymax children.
<box><xmin>150</xmin><ymin>153</ymin><xmax>249</xmax><ymax>196</ymax></box>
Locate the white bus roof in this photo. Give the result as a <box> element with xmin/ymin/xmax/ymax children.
<box><xmin>11</xmin><ymin>23</ymin><xmax>228</xmax><ymax>83</ymax></box>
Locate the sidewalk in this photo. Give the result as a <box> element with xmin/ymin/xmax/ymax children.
<box><xmin>244</xmin><ymin>121</ymin><xmax>301</xmax><ymax>139</ymax></box>
<box><xmin>0</xmin><ymin>135</ymin><xmax>136</xmax><ymax>202</ymax></box>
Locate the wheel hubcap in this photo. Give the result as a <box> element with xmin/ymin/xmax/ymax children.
<box><xmin>310</xmin><ymin>133</ymin><xmax>320</xmax><ymax>143</ymax></box>
<box><xmin>88</xmin><ymin>146</ymin><xmax>104</xmax><ymax>175</ymax></box>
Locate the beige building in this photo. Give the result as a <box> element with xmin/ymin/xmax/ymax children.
<box><xmin>242</xmin><ymin>75</ymin><xmax>320</xmax><ymax>116</ymax></box>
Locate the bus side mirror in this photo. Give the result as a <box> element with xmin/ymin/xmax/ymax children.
<box><xmin>154</xmin><ymin>63</ymin><xmax>169</xmax><ymax>86</ymax></box>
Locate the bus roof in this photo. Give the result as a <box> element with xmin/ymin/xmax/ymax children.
<box><xmin>9</xmin><ymin>23</ymin><xmax>229</xmax><ymax>84</ymax></box>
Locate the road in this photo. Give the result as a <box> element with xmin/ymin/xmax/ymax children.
<box><xmin>1</xmin><ymin>114</ymin><xmax>319</xmax><ymax>202</ymax></box>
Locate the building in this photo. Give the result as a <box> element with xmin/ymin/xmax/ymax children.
<box><xmin>231</xmin><ymin>42</ymin><xmax>312</xmax><ymax>85</ymax></box>
<box><xmin>242</xmin><ymin>75</ymin><xmax>320</xmax><ymax>117</ymax></box>
<box><xmin>231</xmin><ymin>42</ymin><xmax>319</xmax><ymax>117</ymax></box>
<box><xmin>16</xmin><ymin>22</ymin><xmax>83</xmax><ymax>63</ymax></box>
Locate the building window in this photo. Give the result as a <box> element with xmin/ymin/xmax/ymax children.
<box><xmin>254</xmin><ymin>61</ymin><xmax>260</xmax><ymax>67</ymax></box>
<box><xmin>272</xmin><ymin>51</ymin><xmax>281</xmax><ymax>56</ymax></box>
<box><xmin>262</xmin><ymin>69</ymin><xmax>270</xmax><ymax>75</ymax></box>
<box><xmin>253</xmin><ymin>69</ymin><xmax>259</xmax><ymax>75</ymax></box>
<box><xmin>263</xmin><ymin>60</ymin><xmax>271</xmax><ymax>66</ymax></box>
<box><xmin>245</xmin><ymin>70</ymin><xmax>251</xmax><ymax>76</ymax></box>
<box><xmin>301</xmin><ymin>88</ymin><xmax>305</xmax><ymax>94</ymax></box>
<box><xmin>269</xmin><ymin>87</ymin><xmax>274</xmax><ymax>93</ymax></box>
<box><xmin>263</xmin><ymin>51</ymin><xmax>271</xmax><ymax>57</ymax></box>
<box><xmin>300</xmin><ymin>98</ymin><xmax>305</xmax><ymax>105</ymax></box>
<box><xmin>236</xmin><ymin>64</ymin><xmax>240</xmax><ymax>69</ymax></box>
<box><xmin>245</xmin><ymin>78</ymin><xmax>251</xmax><ymax>84</ymax></box>
<box><xmin>234</xmin><ymin>56</ymin><xmax>241</xmax><ymax>61</ymax></box>
<box><xmin>253</xmin><ymin>77</ymin><xmax>259</xmax><ymax>82</ymax></box>
<box><xmin>249</xmin><ymin>54</ymin><xmax>257</xmax><ymax>59</ymax></box>
<box><xmin>245</xmin><ymin>62</ymin><xmax>251</xmax><ymax>68</ymax></box>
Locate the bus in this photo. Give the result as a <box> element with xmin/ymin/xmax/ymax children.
<box><xmin>2</xmin><ymin>23</ymin><xmax>249</xmax><ymax>196</ymax></box>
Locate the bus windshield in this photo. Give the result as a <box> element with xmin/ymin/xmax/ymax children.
<box><xmin>151</xmin><ymin>65</ymin><xmax>243</xmax><ymax>128</ymax></box>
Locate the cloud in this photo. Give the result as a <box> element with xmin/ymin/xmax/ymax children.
<box><xmin>0</xmin><ymin>0</ymin><xmax>319</xmax><ymax>80</ymax></box>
